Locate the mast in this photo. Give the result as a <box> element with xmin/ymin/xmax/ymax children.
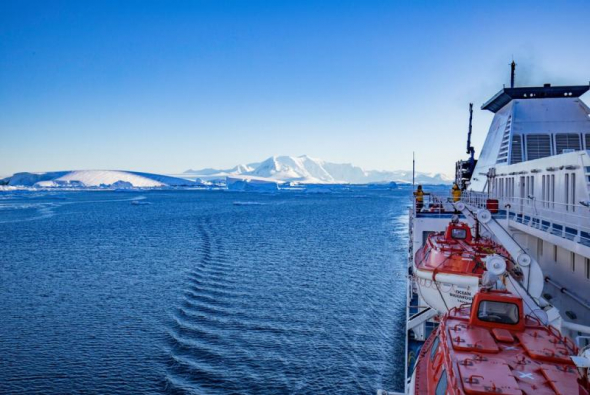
<box><xmin>466</xmin><ymin>103</ymin><xmax>475</xmax><ymax>179</ymax></box>
<box><xmin>466</xmin><ymin>103</ymin><xmax>474</xmax><ymax>160</ymax></box>
<box><xmin>510</xmin><ymin>60</ymin><xmax>516</xmax><ymax>88</ymax></box>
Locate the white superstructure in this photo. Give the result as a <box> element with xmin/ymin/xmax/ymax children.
<box><xmin>393</xmin><ymin>78</ymin><xmax>590</xmax><ymax>395</ymax></box>
<box><xmin>467</xmin><ymin>82</ymin><xmax>590</xmax><ymax>335</ymax></box>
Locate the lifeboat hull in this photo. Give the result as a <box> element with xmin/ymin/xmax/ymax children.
<box><xmin>414</xmin><ymin>268</ymin><xmax>479</xmax><ymax>313</ymax></box>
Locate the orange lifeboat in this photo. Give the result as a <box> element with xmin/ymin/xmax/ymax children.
<box><xmin>413</xmin><ymin>219</ymin><xmax>520</xmax><ymax>313</ymax></box>
<box><xmin>412</xmin><ymin>290</ymin><xmax>590</xmax><ymax>395</ymax></box>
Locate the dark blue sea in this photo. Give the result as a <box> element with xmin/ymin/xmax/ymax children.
<box><xmin>0</xmin><ymin>189</ymin><xmax>409</xmax><ymax>394</ymax></box>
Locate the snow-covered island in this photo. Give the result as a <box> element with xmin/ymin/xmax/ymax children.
<box><xmin>2</xmin><ymin>156</ymin><xmax>451</xmax><ymax>191</ymax></box>
<box><xmin>0</xmin><ymin>170</ymin><xmax>209</xmax><ymax>189</ymax></box>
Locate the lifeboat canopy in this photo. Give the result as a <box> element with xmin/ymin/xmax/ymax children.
<box><xmin>413</xmin><ymin>288</ymin><xmax>589</xmax><ymax>395</ymax></box>
<box><xmin>468</xmin><ymin>289</ymin><xmax>525</xmax><ymax>332</ymax></box>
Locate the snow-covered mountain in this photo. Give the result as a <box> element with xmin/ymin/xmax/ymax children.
<box><xmin>3</xmin><ymin>170</ymin><xmax>199</xmax><ymax>188</ymax></box>
<box><xmin>185</xmin><ymin>155</ymin><xmax>452</xmax><ymax>185</ymax></box>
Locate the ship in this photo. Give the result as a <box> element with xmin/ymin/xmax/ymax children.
<box><xmin>379</xmin><ymin>63</ymin><xmax>590</xmax><ymax>394</ymax></box>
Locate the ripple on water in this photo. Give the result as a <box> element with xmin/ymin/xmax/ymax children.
<box><xmin>0</xmin><ymin>189</ymin><xmax>410</xmax><ymax>394</ymax></box>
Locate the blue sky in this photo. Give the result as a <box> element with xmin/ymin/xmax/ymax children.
<box><xmin>1</xmin><ymin>0</ymin><xmax>590</xmax><ymax>176</ymax></box>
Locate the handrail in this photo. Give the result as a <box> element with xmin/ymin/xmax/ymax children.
<box><xmin>462</xmin><ymin>191</ymin><xmax>590</xmax><ymax>231</ymax></box>
<box><xmin>417</xmin><ymin>190</ymin><xmax>590</xmax><ymax>236</ymax></box>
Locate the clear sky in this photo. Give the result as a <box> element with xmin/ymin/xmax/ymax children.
<box><xmin>1</xmin><ymin>0</ymin><xmax>590</xmax><ymax>177</ymax></box>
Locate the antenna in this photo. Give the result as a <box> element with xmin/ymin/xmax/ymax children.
<box><xmin>510</xmin><ymin>60</ymin><xmax>516</xmax><ymax>88</ymax></box>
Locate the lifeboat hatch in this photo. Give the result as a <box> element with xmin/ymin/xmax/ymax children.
<box><xmin>449</xmin><ymin>324</ymin><xmax>499</xmax><ymax>353</ymax></box>
<box><xmin>457</xmin><ymin>356</ymin><xmax>521</xmax><ymax>394</ymax></box>
<box><xmin>515</xmin><ymin>330</ymin><xmax>574</xmax><ymax>364</ymax></box>
<box><xmin>540</xmin><ymin>366</ymin><xmax>581</xmax><ymax>395</ymax></box>
<box><xmin>491</xmin><ymin>328</ymin><xmax>514</xmax><ymax>343</ymax></box>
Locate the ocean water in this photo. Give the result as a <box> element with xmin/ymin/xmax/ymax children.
<box><xmin>0</xmin><ymin>189</ymin><xmax>409</xmax><ymax>394</ymax></box>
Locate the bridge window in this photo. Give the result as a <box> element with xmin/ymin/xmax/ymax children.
<box><xmin>435</xmin><ymin>370</ymin><xmax>448</xmax><ymax>395</ymax></box>
<box><xmin>477</xmin><ymin>300</ymin><xmax>519</xmax><ymax>325</ymax></box>
<box><xmin>585</xmin><ymin>134</ymin><xmax>590</xmax><ymax>150</ymax></box>
<box><xmin>555</xmin><ymin>133</ymin><xmax>581</xmax><ymax>154</ymax></box>
<box><xmin>526</xmin><ymin>134</ymin><xmax>551</xmax><ymax>160</ymax></box>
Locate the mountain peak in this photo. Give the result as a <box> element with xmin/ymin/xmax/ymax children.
<box><xmin>184</xmin><ymin>155</ymin><xmax>452</xmax><ymax>185</ymax></box>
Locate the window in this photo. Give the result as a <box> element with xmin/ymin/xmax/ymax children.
<box><xmin>477</xmin><ymin>300</ymin><xmax>520</xmax><ymax>325</ymax></box>
<box><xmin>451</xmin><ymin>228</ymin><xmax>467</xmax><ymax>240</ymax></box>
<box><xmin>586</xmin><ymin>134</ymin><xmax>590</xmax><ymax>150</ymax></box>
<box><xmin>565</xmin><ymin>174</ymin><xmax>570</xmax><ymax>211</ymax></box>
<box><xmin>435</xmin><ymin>370</ymin><xmax>448</xmax><ymax>395</ymax></box>
<box><xmin>554</xmin><ymin>245</ymin><xmax>558</xmax><ymax>262</ymax></box>
<box><xmin>542</xmin><ymin>175</ymin><xmax>546</xmax><ymax>207</ymax></box>
<box><xmin>526</xmin><ymin>134</ymin><xmax>551</xmax><ymax>160</ymax></box>
<box><xmin>586</xmin><ymin>258</ymin><xmax>590</xmax><ymax>280</ymax></box>
<box><xmin>430</xmin><ymin>337</ymin><xmax>440</xmax><ymax>361</ymax></box>
<box><xmin>537</xmin><ymin>239</ymin><xmax>543</xmax><ymax>257</ymax></box>
<box><xmin>555</xmin><ymin>133</ymin><xmax>581</xmax><ymax>153</ymax></box>
<box><xmin>551</xmin><ymin>175</ymin><xmax>555</xmax><ymax>208</ymax></box>
<box><xmin>571</xmin><ymin>173</ymin><xmax>576</xmax><ymax>212</ymax></box>
<box><xmin>571</xmin><ymin>252</ymin><xmax>576</xmax><ymax>272</ymax></box>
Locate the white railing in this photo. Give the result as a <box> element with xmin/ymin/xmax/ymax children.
<box><xmin>464</xmin><ymin>192</ymin><xmax>590</xmax><ymax>241</ymax></box>
<box><xmin>413</xmin><ymin>190</ymin><xmax>590</xmax><ymax>241</ymax></box>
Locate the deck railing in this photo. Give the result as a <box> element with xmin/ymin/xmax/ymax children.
<box><xmin>413</xmin><ymin>190</ymin><xmax>590</xmax><ymax>246</ymax></box>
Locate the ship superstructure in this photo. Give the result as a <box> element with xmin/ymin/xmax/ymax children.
<box><xmin>468</xmin><ymin>76</ymin><xmax>590</xmax><ymax>333</ymax></box>
<box><xmin>379</xmin><ymin>66</ymin><xmax>590</xmax><ymax>395</ymax></box>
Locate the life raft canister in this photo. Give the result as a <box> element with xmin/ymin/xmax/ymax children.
<box><xmin>486</xmin><ymin>199</ymin><xmax>499</xmax><ymax>214</ymax></box>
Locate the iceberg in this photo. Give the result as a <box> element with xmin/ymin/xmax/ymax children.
<box><xmin>226</xmin><ymin>176</ymin><xmax>281</xmax><ymax>192</ymax></box>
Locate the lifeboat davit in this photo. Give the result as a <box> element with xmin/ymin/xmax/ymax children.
<box><xmin>411</xmin><ymin>289</ymin><xmax>590</xmax><ymax>395</ymax></box>
<box><xmin>414</xmin><ymin>218</ymin><xmax>520</xmax><ymax>313</ymax></box>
